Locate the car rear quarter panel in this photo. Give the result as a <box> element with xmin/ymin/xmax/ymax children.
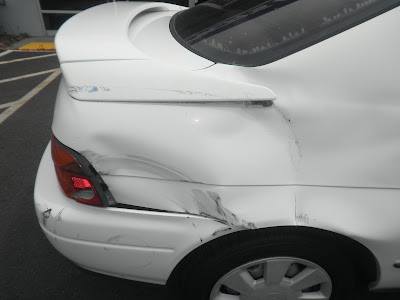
<box><xmin>52</xmin><ymin>5</ymin><xmax>400</xmax><ymax>290</ymax></box>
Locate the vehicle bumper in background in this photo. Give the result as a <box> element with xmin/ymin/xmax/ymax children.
<box><xmin>34</xmin><ymin>143</ymin><xmax>229</xmax><ymax>284</ymax></box>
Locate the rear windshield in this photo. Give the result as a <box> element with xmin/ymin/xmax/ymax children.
<box><xmin>171</xmin><ymin>0</ymin><xmax>400</xmax><ymax>66</ymax></box>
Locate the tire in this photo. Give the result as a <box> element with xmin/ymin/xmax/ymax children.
<box><xmin>172</xmin><ymin>228</ymin><xmax>358</xmax><ymax>300</ymax></box>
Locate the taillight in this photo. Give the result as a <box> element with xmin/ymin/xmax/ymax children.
<box><xmin>51</xmin><ymin>136</ymin><xmax>107</xmax><ymax>207</ymax></box>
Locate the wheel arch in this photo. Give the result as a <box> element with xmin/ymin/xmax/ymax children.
<box><xmin>167</xmin><ymin>226</ymin><xmax>378</xmax><ymax>287</ymax></box>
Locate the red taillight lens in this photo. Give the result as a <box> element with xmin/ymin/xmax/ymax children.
<box><xmin>51</xmin><ymin>136</ymin><xmax>103</xmax><ymax>207</ymax></box>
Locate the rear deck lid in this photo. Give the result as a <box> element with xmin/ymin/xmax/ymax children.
<box><xmin>56</xmin><ymin>2</ymin><xmax>276</xmax><ymax>103</ymax></box>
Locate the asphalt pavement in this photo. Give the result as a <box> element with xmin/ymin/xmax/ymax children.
<box><xmin>0</xmin><ymin>50</ymin><xmax>399</xmax><ymax>299</ymax></box>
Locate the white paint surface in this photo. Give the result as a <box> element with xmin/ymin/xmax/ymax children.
<box><xmin>35</xmin><ymin>1</ymin><xmax>400</xmax><ymax>292</ymax></box>
<box><xmin>35</xmin><ymin>146</ymin><xmax>247</xmax><ymax>284</ymax></box>
<box><xmin>55</xmin><ymin>2</ymin><xmax>186</xmax><ymax>64</ymax></box>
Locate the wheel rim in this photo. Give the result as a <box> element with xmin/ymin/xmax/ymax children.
<box><xmin>209</xmin><ymin>257</ymin><xmax>333</xmax><ymax>300</ymax></box>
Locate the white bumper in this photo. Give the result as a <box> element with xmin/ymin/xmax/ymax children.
<box><xmin>34</xmin><ymin>143</ymin><xmax>229</xmax><ymax>284</ymax></box>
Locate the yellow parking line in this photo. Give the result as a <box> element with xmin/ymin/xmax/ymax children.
<box><xmin>19</xmin><ymin>42</ymin><xmax>55</xmax><ymax>51</ymax></box>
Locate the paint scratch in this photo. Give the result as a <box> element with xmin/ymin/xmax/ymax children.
<box><xmin>191</xmin><ymin>190</ymin><xmax>257</xmax><ymax>230</ymax></box>
<box><xmin>69</xmin><ymin>86</ymin><xmax>111</xmax><ymax>94</ymax></box>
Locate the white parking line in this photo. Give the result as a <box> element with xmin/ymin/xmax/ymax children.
<box><xmin>0</xmin><ymin>70</ymin><xmax>61</xmax><ymax>125</ymax></box>
<box><xmin>0</xmin><ymin>101</ymin><xmax>15</xmax><ymax>110</ymax></box>
<box><xmin>0</xmin><ymin>53</ymin><xmax>57</xmax><ymax>65</ymax></box>
<box><xmin>0</xmin><ymin>50</ymin><xmax>12</xmax><ymax>58</ymax></box>
<box><xmin>0</xmin><ymin>68</ymin><xmax>60</xmax><ymax>84</ymax></box>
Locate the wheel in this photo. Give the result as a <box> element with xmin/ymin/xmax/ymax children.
<box><xmin>173</xmin><ymin>229</ymin><xmax>358</xmax><ymax>300</ymax></box>
<box><xmin>210</xmin><ymin>256</ymin><xmax>332</xmax><ymax>300</ymax></box>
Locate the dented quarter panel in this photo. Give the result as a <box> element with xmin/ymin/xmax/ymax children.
<box><xmin>101</xmin><ymin>175</ymin><xmax>296</xmax><ymax>229</ymax></box>
<box><xmin>52</xmin><ymin>79</ymin><xmax>292</xmax><ymax>186</ymax></box>
<box><xmin>35</xmin><ymin>145</ymin><xmax>259</xmax><ymax>284</ymax></box>
<box><xmin>42</xmin><ymin>2</ymin><xmax>400</xmax><ymax>290</ymax></box>
<box><xmin>191</xmin><ymin>7</ymin><xmax>400</xmax><ymax>289</ymax></box>
<box><xmin>54</xmin><ymin>6</ymin><xmax>400</xmax><ymax>188</ymax></box>
<box><xmin>199</xmin><ymin>6</ymin><xmax>400</xmax><ymax>189</ymax></box>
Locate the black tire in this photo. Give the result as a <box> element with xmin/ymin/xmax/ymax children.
<box><xmin>170</xmin><ymin>228</ymin><xmax>358</xmax><ymax>300</ymax></box>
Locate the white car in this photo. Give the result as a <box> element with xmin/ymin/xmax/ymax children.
<box><xmin>34</xmin><ymin>1</ymin><xmax>400</xmax><ymax>299</ymax></box>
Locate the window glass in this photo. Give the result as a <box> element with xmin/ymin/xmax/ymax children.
<box><xmin>171</xmin><ymin>0</ymin><xmax>400</xmax><ymax>66</ymax></box>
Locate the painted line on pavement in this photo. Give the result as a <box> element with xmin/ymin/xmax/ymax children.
<box><xmin>0</xmin><ymin>53</ymin><xmax>57</xmax><ymax>65</ymax></box>
<box><xmin>0</xmin><ymin>50</ymin><xmax>12</xmax><ymax>58</ymax></box>
<box><xmin>0</xmin><ymin>68</ymin><xmax>60</xmax><ymax>84</ymax></box>
<box><xmin>0</xmin><ymin>70</ymin><xmax>61</xmax><ymax>125</ymax></box>
<box><xmin>0</xmin><ymin>101</ymin><xmax>15</xmax><ymax>109</ymax></box>
<box><xmin>19</xmin><ymin>42</ymin><xmax>55</xmax><ymax>51</ymax></box>
<box><xmin>13</xmin><ymin>50</ymin><xmax>55</xmax><ymax>53</ymax></box>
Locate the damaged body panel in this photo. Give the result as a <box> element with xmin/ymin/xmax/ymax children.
<box><xmin>52</xmin><ymin>79</ymin><xmax>293</xmax><ymax>186</ymax></box>
<box><xmin>54</xmin><ymin>3</ymin><xmax>400</xmax><ymax>189</ymax></box>
<box><xmin>101</xmin><ymin>175</ymin><xmax>295</xmax><ymax>229</ymax></box>
<box><xmin>198</xmin><ymin>5</ymin><xmax>400</xmax><ymax>189</ymax></box>
<box><xmin>35</xmin><ymin>145</ymin><xmax>253</xmax><ymax>283</ymax></box>
<box><xmin>33</xmin><ymin>1</ymin><xmax>400</xmax><ymax>294</ymax></box>
<box><xmin>61</xmin><ymin>60</ymin><xmax>276</xmax><ymax>103</ymax></box>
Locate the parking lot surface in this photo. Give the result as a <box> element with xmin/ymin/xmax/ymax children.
<box><xmin>0</xmin><ymin>50</ymin><xmax>399</xmax><ymax>299</ymax></box>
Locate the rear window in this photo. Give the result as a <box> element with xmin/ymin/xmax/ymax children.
<box><xmin>171</xmin><ymin>0</ymin><xmax>400</xmax><ymax>66</ymax></box>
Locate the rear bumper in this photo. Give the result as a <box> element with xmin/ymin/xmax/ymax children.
<box><xmin>34</xmin><ymin>143</ymin><xmax>229</xmax><ymax>284</ymax></box>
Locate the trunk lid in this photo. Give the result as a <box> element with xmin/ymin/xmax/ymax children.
<box><xmin>55</xmin><ymin>2</ymin><xmax>276</xmax><ymax>103</ymax></box>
